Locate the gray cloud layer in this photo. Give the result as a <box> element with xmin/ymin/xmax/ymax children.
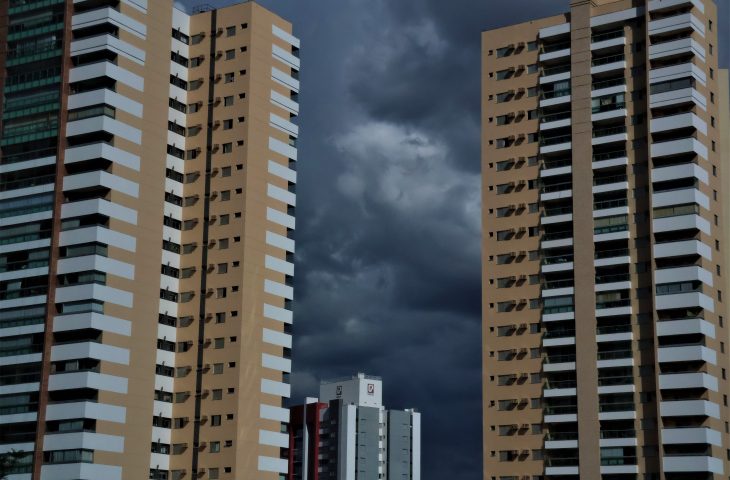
<box><xmin>184</xmin><ymin>0</ymin><xmax>729</xmax><ymax>477</ymax></box>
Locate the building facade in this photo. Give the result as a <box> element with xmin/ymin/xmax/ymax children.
<box><xmin>482</xmin><ymin>0</ymin><xmax>730</xmax><ymax>479</ymax></box>
<box><xmin>287</xmin><ymin>374</ymin><xmax>421</xmax><ymax>480</ymax></box>
<box><xmin>0</xmin><ymin>1</ymin><xmax>300</xmax><ymax>479</ymax></box>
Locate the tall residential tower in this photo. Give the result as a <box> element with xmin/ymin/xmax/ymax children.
<box><xmin>482</xmin><ymin>0</ymin><xmax>729</xmax><ymax>479</ymax></box>
<box><xmin>0</xmin><ymin>1</ymin><xmax>300</xmax><ymax>479</ymax></box>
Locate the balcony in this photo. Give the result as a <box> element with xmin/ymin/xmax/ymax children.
<box><xmin>593</xmin><ymin>198</ymin><xmax>629</xmax><ymax>220</ymax></box>
<box><xmin>656</xmin><ymin>317</ymin><xmax>715</xmax><ymax>338</ymax></box>
<box><xmin>662</xmin><ymin>427</ymin><xmax>722</xmax><ymax>446</ymax></box>
<box><xmin>648</xmin><ymin>0</ymin><xmax>705</xmax><ymax>13</ymax></box>
<box><xmin>542</xmin><ymin>279</ymin><xmax>575</xmax><ymax>298</ymax></box>
<box><xmin>540</xmin><ymin>182</ymin><xmax>572</xmax><ymax>201</ymax></box>
<box><xmin>544</xmin><ymin>354</ymin><xmax>577</xmax><ymax>372</ymax></box>
<box><xmin>651</xmin><ymin>112</ymin><xmax>707</xmax><ymax>134</ymax></box>
<box><xmin>539</xmin><ymin>90</ymin><xmax>572</xmax><ymax>108</ymax></box>
<box><xmin>540</xmin><ymin>157</ymin><xmax>572</xmax><ymax>178</ymax></box>
<box><xmin>655</xmin><ymin>265</ymin><xmax>713</xmax><ymax>287</ymax></box>
<box><xmin>650</xmin><ymin>61</ymin><xmax>707</xmax><ymax>87</ymax></box>
<box><xmin>663</xmin><ymin>455</ymin><xmax>724</xmax><ymax>474</ymax></box>
<box><xmin>539</xmin><ymin>134</ymin><xmax>572</xmax><ymax>154</ymax></box>
<box><xmin>541</xmin><ymin>254</ymin><xmax>574</xmax><ymax>272</ymax></box>
<box><xmin>595</xmin><ymin>272</ymin><xmax>631</xmax><ymax>293</ymax></box>
<box><xmin>592</xmin><ymin>77</ymin><xmax>627</xmax><ymax>98</ymax></box>
<box><xmin>540</xmin><ymin>41</ymin><xmax>571</xmax><ymax>62</ymax></box>
<box><xmin>650</xmin><ymin>86</ymin><xmax>707</xmax><ymax>111</ymax></box>
<box><xmin>595</xmin><ymin>299</ymin><xmax>632</xmax><ymax>318</ymax></box>
<box><xmin>540</xmin><ymin>111</ymin><xmax>572</xmax><ymax>131</ymax></box>
<box><xmin>660</xmin><ymin>399</ymin><xmax>720</xmax><ymax>418</ymax></box>
<box><xmin>592</xmin><ymin>125</ymin><xmax>628</xmax><ymax>146</ymax></box>
<box><xmin>649</xmin><ymin>12</ymin><xmax>705</xmax><ymax>38</ymax></box>
<box><xmin>652</xmin><ymin>163</ymin><xmax>708</xmax><ymax>185</ymax></box>
<box><xmin>593</xmin><ymin>173</ymin><xmax>628</xmax><ymax>192</ymax></box>
<box><xmin>591</xmin><ymin>53</ymin><xmax>627</xmax><ymax>74</ymax></box>
<box><xmin>600</xmin><ymin>429</ymin><xmax>637</xmax><ymax>448</ymax></box>
<box><xmin>545</xmin><ymin>432</ymin><xmax>579</xmax><ymax>449</ymax></box>
<box><xmin>595</xmin><ymin>248</ymin><xmax>630</xmax><ymax>267</ymax></box>
<box><xmin>591</xmin><ymin>29</ymin><xmax>626</xmax><ymax>51</ymax></box>
<box><xmin>541</xmin><ymin>206</ymin><xmax>573</xmax><ymax>225</ymax></box>
<box><xmin>649</xmin><ymin>37</ymin><xmax>706</xmax><ymax>63</ymax></box>
<box><xmin>653</xmin><ymin>211</ymin><xmax>710</xmax><ymax>236</ymax></box>
<box><xmin>540</xmin><ymin>64</ymin><xmax>571</xmax><ymax>84</ymax></box>
<box><xmin>659</xmin><ymin>372</ymin><xmax>718</xmax><ymax>391</ymax></box>
<box><xmin>657</xmin><ymin>344</ymin><xmax>716</xmax><ymax>364</ymax></box>
<box><xmin>541</xmin><ymin>234</ymin><xmax>573</xmax><ymax>250</ymax></box>
<box><xmin>598</xmin><ymin>402</ymin><xmax>636</xmax><ymax>420</ymax></box>
<box><xmin>655</xmin><ymin>291</ymin><xmax>714</xmax><ymax>311</ymax></box>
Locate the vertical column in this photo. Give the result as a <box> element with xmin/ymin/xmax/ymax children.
<box><xmin>569</xmin><ymin>1</ymin><xmax>600</xmax><ymax>477</ymax></box>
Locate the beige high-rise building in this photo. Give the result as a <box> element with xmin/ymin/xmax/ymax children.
<box><xmin>0</xmin><ymin>1</ymin><xmax>299</xmax><ymax>479</ymax></box>
<box><xmin>482</xmin><ymin>0</ymin><xmax>729</xmax><ymax>479</ymax></box>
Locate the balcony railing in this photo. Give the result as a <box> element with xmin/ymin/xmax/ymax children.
<box><xmin>545</xmin><ymin>353</ymin><xmax>577</xmax><ymax>363</ymax></box>
<box><xmin>542</xmin><ymin>158</ymin><xmax>572</xmax><ymax>169</ymax></box>
<box><xmin>545</xmin><ymin>457</ymin><xmax>579</xmax><ymax>467</ymax></box>
<box><xmin>546</xmin><ymin>432</ymin><xmax>579</xmax><ymax>441</ymax></box>
<box><xmin>543</xmin><ymin>279</ymin><xmax>575</xmax><ymax>289</ymax></box>
<box><xmin>592</xmin><ymin>53</ymin><xmax>626</xmax><ymax>66</ymax></box>
<box><xmin>592</xmin><ymin>29</ymin><xmax>625</xmax><ymax>42</ymax></box>
<box><xmin>594</xmin><ymin>174</ymin><xmax>628</xmax><ymax>186</ymax></box>
<box><xmin>541</xmin><ymin>111</ymin><xmax>572</xmax><ymax>123</ymax></box>
<box><xmin>544</xmin><ymin>405</ymin><xmax>578</xmax><ymax>415</ymax></box>
<box><xmin>541</xmin><ymin>89</ymin><xmax>571</xmax><ymax>100</ymax></box>
<box><xmin>598</xmin><ymin>375</ymin><xmax>634</xmax><ymax>386</ymax></box>
<box><xmin>594</xmin><ymin>224</ymin><xmax>628</xmax><ymax>235</ymax></box>
<box><xmin>542</xmin><ymin>41</ymin><xmax>571</xmax><ymax>53</ymax></box>
<box><xmin>542</xmin><ymin>64</ymin><xmax>571</xmax><ymax>76</ymax></box>
<box><xmin>601</xmin><ymin>456</ymin><xmax>637</xmax><ymax>466</ymax></box>
<box><xmin>598</xmin><ymin>402</ymin><xmax>635</xmax><ymax>412</ymax></box>
<box><xmin>595</xmin><ymin>248</ymin><xmax>629</xmax><ymax>259</ymax></box>
<box><xmin>542</xmin><ymin>254</ymin><xmax>574</xmax><ymax>265</ymax></box>
<box><xmin>595</xmin><ymin>273</ymin><xmax>631</xmax><ymax>284</ymax></box>
<box><xmin>544</xmin><ymin>328</ymin><xmax>576</xmax><ymax>339</ymax></box>
<box><xmin>596</xmin><ymin>299</ymin><xmax>631</xmax><ymax>309</ymax></box>
<box><xmin>540</xmin><ymin>134</ymin><xmax>572</xmax><ymax>146</ymax></box>
<box><xmin>593</xmin><ymin>150</ymin><xmax>627</xmax><ymax>162</ymax></box>
<box><xmin>596</xmin><ymin>324</ymin><xmax>632</xmax><ymax>335</ymax></box>
<box><xmin>540</xmin><ymin>182</ymin><xmax>572</xmax><ymax>193</ymax></box>
<box><xmin>593</xmin><ymin>198</ymin><xmax>628</xmax><ymax>211</ymax></box>
<box><xmin>597</xmin><ymin>349</ymin><xmax>633</xmax><ymax>360</ymax></box>
<box><xmin>593</xmin><ymin>126</ymin><xmax>627</xmax><ymax>138</ymax></box>
<box><xmin>544</xmin><ymin>206</ymin><xmax>573</xmax><ymax>217</ymax></box>
<box><xmin>542</xmin><ymin>231</ymin><xmax>573</xmax><ymax>242</ymax></box>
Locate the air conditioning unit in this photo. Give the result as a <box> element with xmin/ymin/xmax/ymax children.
<box><xmin>517</xmin><ymin>87</ymin><xmax>526</xmax><ymax>94</ymax></box>
<box><xmin>521</xmin><ymin>449</ymin><xmax>530</xmax><ymax>456</ymax></box>
<box><xmin>509</xmin><ymin>204</ymin><xmax>517</xmax><ymax>210</ymax></box>
<box><xmin>519</xmin><ymin>298</ymin><xmax>527</xmax><ymax>304</ymax></box>
<box><xmin>519</xmin><ymin>348</ymin><xmax>528</xmax><ymax>354</ymax></box>
<box><xmin>519</xmin><ymin>323</ymin><xmax>528</xmax><ymax>329</ymax></box>
<box><xmin>508</xmin><ymin>135</ymin><xmax>516</xmax><ymax>141</ymax></box>
<box><xmin>521</xmin><ymin>424</ymin><xmax>529</xmax><ymax>429</ymax></box>
<box><xmin>518</xmin><ymin>203</ymin><xmax>527</xmax><ymax>209</ymax></box>
<box><xmin>519</xmin><ymin>398</ymin><xmax>529</xmax><ymax>404</ymax></box>
<box><xmin>517</xmin><ymin>110</ymin><xmax>526</xmax><ymax>117</ymax></box>
<box><xmin>517</xmin><ymin>227</ymin><xmax>527</xmax><ymax>233</ymax></box>
<box><xmin>517</xmin><ymin>41</ymin><xmax>526</xmax><ymax>48</ymax></box>
<box><xmin>509</xmin><ymin>251</ymin><xmax>518</xmax><ymax>257</ymax></box>
<box><xmin>517</xmin><ymin>180</ymin><xmax>527</xmax><ymax>186</ymax></box>
<box><xmin>215</xmin><ymin>73</ymin><xmax>222</xmax><ymax>81</ymax></box>
<box><xmin>518</xmin><ymin>250</ymin><xmax>527</xmax><ymax>256</ymax></box>
<box><xmin>519</xmin><ymin>372</ymin><xmax>528</xmax><ymax>378</ymax></box>
<box><xmin>518</xmin><ymin>156</ymin><xmax>526</xmax><ymax>162</ymax></box>
<box><xmin>518</xmin><ymin>274</ymin><xmax>527</xmax><ymax>281</ymax></box>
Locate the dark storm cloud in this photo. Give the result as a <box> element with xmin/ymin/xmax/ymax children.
<box><xmin>182</xmin><ymin>0</ymin><xmax>729</xmax><ymax>478</ymax></box>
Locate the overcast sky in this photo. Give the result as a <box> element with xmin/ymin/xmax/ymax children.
<box><xmin>181</xmin><ymin>1</ymin><xmax>729</xmax><ymax>478</ymax></box>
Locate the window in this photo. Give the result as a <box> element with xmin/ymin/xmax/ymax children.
<box><xmin>221</xmin><ymin>166</ymin><xmax>232</xmax><ymax>177</ymax></box>
<box><xmin>209</xmin><ymin>468</ymin><xmax>219</xmax><ymax>479</ymax></box>
<box><xmin>222</xmin><ymin>142</ymin><xmax>233</xmax><ymax>153</ymax></box>
<box><xmin>226</xmin><ymin>26</ymin><xmax>236</xmax><ymax>36</ymax></box>
<box><xmin>220</xmin><ymin>190</ymin><xmax>231</xmax><ymax>201</ymax></box>
<box><xmin>213</xmin><ymin>363</ymin><xmax>224</xmax><ymax>374</ymax></box>
<box><xmin>214</xmin><ymin>337</ymin><xmax>225</xmax><ymax>349</ymax></box>
<box><xmin>210</xmin><ymin>442</ymin><xmax>221</xmax><ymax>453</ymax></box>
<box><xmin>215</xmin><ymin>312</ymin><xmax>226</xmax><ymax>323</ymax></box>
<box><xmin>224</xmin><ymin>72</ymin><xmax>235</xmax><ymax>83</ymax></box>
<box><xmin>223</xmin><ymin>119</ymin><xmax>233</xmax><ymax>130</ymax></box>
<box><xmin>527</xmin><ymin>64</ymin><xmax>538</xmax><ymax>74</ymax></box>
<box><xmin>496</xmin><ymin>69</ymin><xmax>513</xmax><ymax>80</ymax></box>
<box><xmin>219</xmin><ymin>238</ymin><xmax>229</xmax><ymax>249</ymax></box>
<box><xmin>527</xmin><ymin>87</ymin><xmax>538</xmax><ymax>97</ymax></box>
<box><xmin>496</xmin><ymin>46</ymin><xmax>512</xmax><ymax>58</ymax></box>
<box><xmin>528</xmin><ymin>109</ymin><xmax>538</xmax><ymax>120</ymax></box>
<box><xmin>217</xmin><ymin>287</ymin><xmax>227</xmax><ymax>298</ymax></box>
<box><xmin>496</xmin><ymin>91</ymin><xmax>512</xmax><ymax>103</ymax></box>
<box><xmin>224</xmin><ymin>96</ymin><xmax>234</xmax><ymax>106</ymax></box>
<box><xmin>217</xmin><ymin>263</ymin><xmax>228</xmax><ymax>274</ymax></box>
<box><xmin>527</xmin><ymin>41</ymin><xmax>537</xmax><ymax>51</ymax></box>
<box><xmin>220</xmin><ymin>214</ymin><xmax>230</xmax><ymax>225</ymax></box>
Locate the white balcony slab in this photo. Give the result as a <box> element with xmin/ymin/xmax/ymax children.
<box><xmin>40</xmin><ymin>463</ymin><xmax>121</xmax><ymax>480</ymax></box>
<box><xmin>542</xmin><ymin>311</ymin><xmax>575</xmax><ymax>323</ymax></box>
<box><xmin>663</xmin><ymin>456</ymin><xmax>723</xmax><ymax>474</ymax></box>
<box><xmin>594</xmin><ymin>254</ymin><xmax>630</xmax><ymax>267</ymax></box>
<box><xmin>597</xmin><ymin>358</ymin><xmax>634</xmax><ymax>369</ymax></box>
<box><xmin>0</xmin><ymin>183</ymin><xmax>54</xmax><ymax>201</ymax></box>
<box><xmin>540</xmin><ymin>71</ymin><xmax>571</xmax><ymax>85</ymax></box>
<box><xmin>596</xmin><ymin>332</ymin><xmax>632</xmax><ymax>343</ymax></box>
<box><xmin>543</xmin><ymin>387</ymin><xmax>575</xmax><ymax>398</ymax></box>
<box><xmin>0</xmin><ymin>266</ymin><xmax>48</xmax><ymax>282</ymax></box>
<box><xmin>66</xmin><ymin>116</ymin><xmax>142</xmax><ymax>145</ymax></box>
<box><xmin>601</xmin><ymin>465</ymin><xmax>639</xmax><ymax>475</ymax></box>
<box><xmin>72</xmin><ymin>6</ymin><xmax>146</xmax><ymax>38</ymax></box>
<box><xmin>45</xmin><ymin>400</ymin><xmax>125</xmax><ymax>422</ymax></box>
<box><xmin>540</xmin><ymin>189</ymin><xmax>572</xmax><ymax>201</ymax></box>
<box><xmin>598</xmin><ymin>384</ymin><xmax>635</xmax><ymax>395</ymax></box>
<box><xmin>544</xmin><ymin>413</ymin><xmax>578</xmax><ymax>423</ymax></box>
<box><xmin>539</xmin><ymin>96</ymin><xmax>571</xmax><ymax>109</ymax></box>
<box><xmin>53</xmin><ymin>312</ymin><xmax>131</xmax><ymax>336</ymax></box>
<box><xmin>55</xmin><ymin>284</ymin><xmax>133</xmax><ymax>308</ymax></box>
<box><xmin>659</xmin><ymin>372</ymin><xmax>718</xmax><ymax>391</ymax></box>
<box><xmin>591</xmin><ymin>36</ymin><xmax>626</xmax><ymax>51</ymax></box>
<box><xmin>545</xmin><ymin>440</ymin><xmax>578</xmax><ymax>449</ymax></box>
<box><xmin>65</xmin><ymin>142</ymin><xmax>140</xmax><ymax>171</ymax></box>
<box><xmin>652</xmin><ymin>137</ymin><xmax>708</xmax><ymax>161</ymax></box>
<box><xmin>69</xmin><ymin>61</ymin><xmax>143</xmax><ymax>92</ymax></box>
<box><xmin>655</xmin><ymin>292</ymin><xmax>714</xmax><ymax>312</ymax></box>
<box><xmin>0</xmin><ymin>155</ymin><xmax>55</xmax><ymax>174</ymax></box>
<box><xmin>650</xmin><ymin>87</ymin><xmax>707</xmax><ymax>111</ymax></box>
<box><xmin>656</xmin><ymin>318</ymin><xmax>715</xmax><ymax>338</ymax></box>
<box><xmin>649</xmin><ymin>37</ymin><xmax>706</xmax><ymax>63</ymax></box>
<box><xmin>650</xmin><ymin>61</ymin><xmax>707</xmax><ymax>86</ymax></box>
<box><xmin>595</xmin><ymin>281</ymin><xmax>632</xmax><ymax>293</ymax></box>
<box><xmin>649</xmin><ymin>12</ymin><xmax>705</xmax><ymax>37</ymax></box>
<box><xmin>71</xmin><ymin>33</ymin><xmax>145</xmax><ymax>65</ymax></box>
<box><xmin>68</xmin><ymin>88</ymin><xmax>143</xmax><ymax>118</ymax></box>
<box><xmin>59</xmin><ymin>226</ymin><xmax>136</xmax><ymax>252</ymax></box>
<box><xmin>594</xmin><ymin>231</ymin><xmax>631</xmax><ymax>243</ymax></box>
<box><xmin>591</xmin><ymin>84</ymin><xmax>627</xmax><ymax>99</ymax></box>
<box><xmin>51</xmin><ymin>341</ymin><xmax>130</xmax><ymax>365</ymax></box>
<box><xmin>648</xmin><ymin>0</ymin><xmax>704</xmax><ymax>14</ymax></box>
<box><xmin>655</xmin><ymin>265</ymin><xmax>713</xmax><ymax>286</ymax></box>
<box><xmin>653</xmin><ymin>214</ymin><xmax>711</xmax><ymax>235</ymax></box>
<box><xmin>57</xmin><ymin>254</ymin><xmax>135</xmax><ymax>280</ymax></box>
<box><xmin>545</xmin><ymin>467</ymin><xmax>579</xmax><ymax>476</ymax></box>
<box><xmin>539</xmin><ymin>23</ymin><xmax>570</xmax><ymax>38</ymax></box>
<box><xmin>539</xmin><ymin>48</ymin><xmax>570</xmax><ymax>62</ymax></box>
<box><xmin>541</xmin><ymin>238</ymin><xmax>573</xmax><ymax>249</ymax></box>
<box><xmin>652</xmin><ymin>163</ymin><xmax>709</xmax><ymax>185</ymax></box>
<box><xmin>593</xmin><ymin>156</ymin><xmax>628</xmax><ymax>170</ymax></box>
<box><xmin>596</xmin><ymin>306</ymin><xmax>633</xmax><ymax>317</ymax></box>
<box><xmin>541</xmin><ymin>260</ymin><xmax>574</xmax><ymax>272</ymax></box>
<box><xmin>600</xmin><ymin>437</ymin><xmax>637</xmax><ymax>448</ymax></box>
<box><xmin>662</xmin><ymin>427</ymin><xmax>721</xmax><ymax>446</ymax></box>
<box><xmin>658</xmin><ymin>345</ymin><xmax>716</xmax><ymax>364</ymax></box>
<box><xmin>592</xmin><ymin>133</ymin><xmax>628</xmax><ymax>146</ymax></box>
<box><xmin>591</xmin><ymin>108</ymin><xmax>627</xmax><ymax>122</ymax></box>
<box><xmin>661</xmin><ymin>400</ymin><xmax>720</xmax><ymax>418</ymax></box>
<box><xmin>542</xmin><ymin>287</ymin><xmax>574</xmax><ymax>298</ymax></box>
<box><xmin>543</xmin><ymin>337</ymin><xmax>576</xmax><ymax>347</ymax></box>
<box><xmin>591</xmin><ymin>7</ymin><xmax>640</xmax><ymax>26</ymax></box>
<box><xmin>543</xmin><ymin>361</ymin><xmax>576</xmax><ymax>372</ymax></box>
<box><xmin>43</xmin><ymin>431</ymin><xmax>124</xmax><ymax>453</ymax></box>
<box><xmin>61</xmin><ymin>198</ymin><xmax>137</xmax><ymax>225</ymax></box>
<box><xmin>599</xmin><ymin>410</ymin><xmax>636</xmax><ymax>421</ymax></box>
<box><xmin>593</xmin><ymin>181</ymin><xmax>628</xmax><ymax>194</ymax></box>
<box><xmin>651</xmin><ymin>112</ymin><xmax>707</xmax><ymax>135</ymax></box>
<box><xmin>541</xmin><ymin>213</ymin><xmax>573</xmax><ymax>225</ymax></box>
<box><xmin>540</xmin><ymin>118</ymin><xmax>572</xmax><ymax>130</ymax></box>
<box><xmin>48</xmin><ymin>371</ymin><xmax>128</xmax><ymax>393</ymax></box>
<box><xmin>653</xmin><ymin>188</ymin><xmax>709</xmax><ymax>210</ymax></box>
<box><xmin>540</xmin><ymin>165</ymin><xmax>572</xmax><ymax>177</ymax></box>
<box><xmin>591</xmin><ymin>60</ymin><xmax>627</xmax><ymax>75</ymax></box>
<box><xmin>594</xmin><ymin>207</ymin><xmax>629</xmax><ymax>219</ymax></box>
